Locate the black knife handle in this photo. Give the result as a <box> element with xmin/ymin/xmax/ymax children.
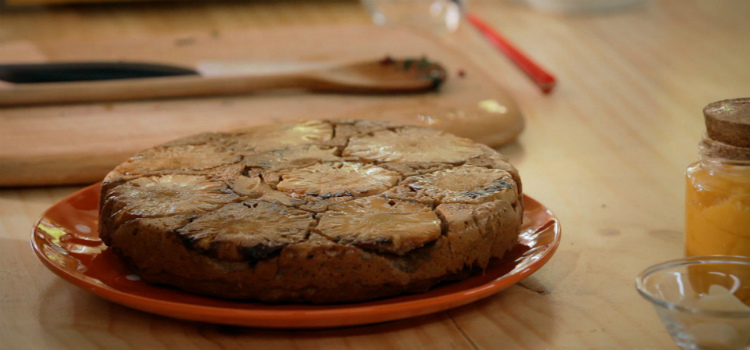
<box><xmin>0</xmin><ymin>62</ymin><xmax>199</xmax><ymax>84</ymax></box>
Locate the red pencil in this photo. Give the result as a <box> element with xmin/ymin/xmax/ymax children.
<box><xmin>466</xmin><ymin>13</ymin><xmax>557</xmax><ymax>94</ymax></box>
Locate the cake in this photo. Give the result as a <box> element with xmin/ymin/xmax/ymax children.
<box><xmin>98</xmin><ymin>119</ymin><xmax>524</xmax><ymax>304</ymax></box>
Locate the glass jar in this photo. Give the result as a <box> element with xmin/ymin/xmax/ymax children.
<box><xmin>685</xmin><ymin>98</ymin><xmax>750</xmax><ymax>257</ymax></box>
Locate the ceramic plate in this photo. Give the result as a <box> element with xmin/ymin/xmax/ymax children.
<box><xmin>31</xmin><ymin>183</ymin><xmax>561</xmax><ymax>329</ymax></box>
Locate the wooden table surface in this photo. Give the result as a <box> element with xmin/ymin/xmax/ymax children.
<box><xmin>2</xmin><ymin>0</ymin><xmax>749</xmax><ymax>349</ymax></box>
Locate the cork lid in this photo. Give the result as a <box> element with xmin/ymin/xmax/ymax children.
<box><xmin>702</xmin><ymin>98</ymin><xmax>750</xmax><ymax>160</ymax></box>
<box><xmin>704</xmin><ymin>98</ymin><xmax>750</xmax><ymax>147</ymax></box>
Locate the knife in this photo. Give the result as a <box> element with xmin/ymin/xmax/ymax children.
<box><xmin>0</xmin><ymin>62</ymin><xmax>199</xmax><ymax>84</ymax></box>
<box><xmin>0</xmin><ymin>58</ymin><xmax>447</xmax><ymax>106</ymax></box>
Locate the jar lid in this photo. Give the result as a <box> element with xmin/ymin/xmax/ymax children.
<box><xmin>704</xmin><ymin>98</ymin><xmax>750</xmax><ymax>148</ymax></box>
<box><xmin>702</xmin><ymin>98</ymin><xmax>750</xmax><ymax>160</ymax></box>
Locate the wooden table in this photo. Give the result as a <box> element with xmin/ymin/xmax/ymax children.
<box><xmin>2</xmin><ymin>0</ymin><xmax>749</xmax><ymax>348</ymax></box>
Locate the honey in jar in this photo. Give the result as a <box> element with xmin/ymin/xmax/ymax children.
<box><xmin>685</xmin><ymin>98</ymin><xmax>750</xmax><ymax>257</ymax></box>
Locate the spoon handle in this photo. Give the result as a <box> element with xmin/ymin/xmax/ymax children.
<box><xmin>0</xmin><ymin>73</ymin><xmax>319</xmax><ymax>106</ymax></box>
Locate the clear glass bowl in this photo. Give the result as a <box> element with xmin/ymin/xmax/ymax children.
<box><xmin>636</xmin><ymin>256</ymin><xmax>750</xmax><ymax>350</ymax></box>
<box><xmin>359</xmin><ymin>0</ymin><xmax>465</xmax><ymax>35</ymax></box>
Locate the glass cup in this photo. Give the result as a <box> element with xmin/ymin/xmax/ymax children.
<box><xmin>636</xmin><ymin>256</ymin><xmax>750</xmax><ymax>350</ymax></box>
<box><xmin>359</xmin><ymin>0</ymin><xmax>466</xmax><ymax>35</ymax></box>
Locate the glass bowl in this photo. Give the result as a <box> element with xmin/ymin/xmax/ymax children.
<box><xmin>636</xmin><ymin>255</ymin><xmax>750</xmax><ymax>350</ymax></box>
<box><xmin>359</xmin><ymin>0</ymin><xmax>465</xmax><ymax>35</ymax></box>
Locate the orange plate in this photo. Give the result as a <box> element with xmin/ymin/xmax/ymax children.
<box><xmin>31</xmin><ymin>183</ymin><xmax>561</xmax><ymax>329</ymax></box>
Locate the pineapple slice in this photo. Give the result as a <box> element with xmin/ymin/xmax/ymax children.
<box><xmin>225</xmin><ymin>172</ymin><xmax>263</xmax><ymax>197</ymax></box>
<box><xmin>245</xmin><ymin>145</ymin><xmax>342</xmax><ymax>187</ymax></box>
<box><xmin>343</xmin><ymin>127</ymin><xmax>483</xmax><ymax>164</ymax></box>
<box><xmin>178</xmin><ymin>201</ymin><xmax>315</xmax><ymax>262</ymax></box>
<box><xmin>244</xmin><ymin>145</ymin><xmax>341</xmax><ymax>170</ymax></box>
<box><xmin>398</xmin><ymin>165</ymin><xmax>517</xmax><ymax>205</ymax></box>
<box><xmin>107</xmin><ymin>175</ymin><xmax>238</xmax><ymax>219</ymax></box>
<box><xmin>326</xmin><ymin>119</ymin><xmax>398</xmax><ymax>147</ymax></box>
<box><xmin>226</xmin><ymin>120</ymin><xmax>333</xmax><ymax>153</ymax></box>
<box><xmin>158</xmin><ymin>131</ymin><xmax>230</xmax><ymax>147</ymax></box>
<box><xmin>276</xmin><ymin>162</ymin><xmax>401</xmax><ymax>199</ymax></box>
<box><xmin>317</xmin><ymin>197</ymin><xmax>441</xmax><ymax>255</ymax></box>
<box><xmin>113</xmin><ymin>144</ymin><xmax>240</xmax><ymax>176</ymax></box>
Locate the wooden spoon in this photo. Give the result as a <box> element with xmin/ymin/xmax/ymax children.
<box><xmin>0</xmin><ymin>57</ymin><xmax>447</xmax><ymax>106</ymax></box>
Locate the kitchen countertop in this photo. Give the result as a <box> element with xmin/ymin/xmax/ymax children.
<box><xmin>2</xmin><ymin>0</ymin><xmax>749</xmax><ymax>348</ymax></box>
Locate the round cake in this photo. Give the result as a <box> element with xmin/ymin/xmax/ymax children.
<box><xmin>98</xmin><ymin>119</ymin><xmax>524</xmax><ymax>304</ymax></box>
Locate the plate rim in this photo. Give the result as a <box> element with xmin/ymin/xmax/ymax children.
<box><xmin>31</xmin><ymin>183</ymin><xmax>561</xmax><ymax>329</ymax></box>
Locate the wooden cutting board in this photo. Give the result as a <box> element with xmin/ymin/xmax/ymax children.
<box><xmin>0</xmin><ymin>25</ymin><xmax>524</xmax><ymax>187</ymax></box>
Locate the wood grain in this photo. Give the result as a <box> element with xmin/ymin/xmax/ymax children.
<box><xmin>0</xmin><ymin>25</ymin><xmax>524</xmax><ymax>186</ymax></box>
<box><xmin>1</xmin><ymin>0</ymin><xmax>750</xmax><ymax>349</ymax></box>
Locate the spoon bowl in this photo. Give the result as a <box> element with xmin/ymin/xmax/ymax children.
<box><xmin>311</xmin><ymin>57</ymin><xmax>447</xmax><ymax>93</ymax></box>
